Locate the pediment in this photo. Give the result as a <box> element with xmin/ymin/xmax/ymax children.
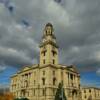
<box><xmin>67</xmin><ymin>65</ymin><xmax>79</xmax><ymax>73</ymax></box>
<box><xmin>21</xmin><ymin>66</ymin><xmax>31</xmax><ymax>72</ymax></box>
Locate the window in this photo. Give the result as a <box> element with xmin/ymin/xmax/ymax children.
<box><xmin>27</xmin><ymin>92</ymin><xmax>29</xmax><ymax>96</ymax></box>
<box><xmin>43</xmin><ymin>51</ymin><xmax>46</xmax><ymax>56</ymax></box>
<box><xmin>34</xmin><ymin>80</ymin><xmax>35</xmax><ymax>85</ymax></box>
<box><xmin>84</xmin><ymin>95</ymin><xmax>86</xmax><ymax>98</ymax></box>
<box><xmin>70</xmin><ymin>74</ymin><xmax>73</xmax><ymax>80</ymax></box>
<box><xmin>33</xmin><ymin>89</ymin><xmax>35</xmax><ymax>96</ymax></box>
<box><xmin>53</xmin><ymin>71</ymin><xmax>55</xmax><ymax>76</ymax></box>
<box><xmin>34</xmin><ymin>71</ymin><xmax>36</xmax><ymax>76</ymax></box>
<box><xmin>53</xmin><ymin>59</ymin><xmax>55</xmax><ymax>64</ymax></box>
<box><xmin>42</xmin><ymin>78</ymin><xmax>45</xmax><ymax>85</ymax></box>
<box><xmin>89</xmin><ymin>89</ymin><xmax>91</xmax><ymax>93</ymax></box>
<box><xmin>53</xmin><ymin>89</ymin><xmax>55</xmax><ymax>95</ymax></box>
<box><xmin>43</xmin><ymin>89</ymin><xmax>46</xmax><ymax>96</ymax></box>
<box><xmin>84</xmin><ymin>90</ymin><xmax>86</xmax><ymax>93</ymax></box>
<box><xmin>79</xmin><ymin>84</ymin><xmax>80</xmax><ymax>88</ymax></box>
<box><xmin>43</xmin><ymin>59</ymin><xmax>45</xmax><ymax>64</ymax></box>
<box><xmin>43</xmin><ymin>71</ymin><xmax>45</xmax><ymax>75</ymax></box>
<box><xmin>52</xmin><ymin>51</ymin><xmax>55</xmax><ymax>56</ymax></box>
<box><xmin>25</xmin><ymin>80</ymin><xmax>28</xmax><ymax>87</ymax></box>
<box><xmin>53</xmin><ymin>78</ymin><xmax>56</xmax><ymax>85</ymax></box>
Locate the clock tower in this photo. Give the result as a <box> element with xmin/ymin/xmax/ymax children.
<box><xmin>39</xmin><ymin>23</ymin><xmax>59</xmax><ymax>66</ymax></box>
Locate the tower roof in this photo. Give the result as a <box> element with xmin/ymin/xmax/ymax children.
<box><xmin>45</xmin><ymin>23</ymin><xmax>53</xmax><ymax>28</ymax></box>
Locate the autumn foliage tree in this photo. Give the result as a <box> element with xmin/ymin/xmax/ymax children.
<box><xmin>0</xmin><ymin>92</ymin><xmax>14</xmax><ymax>100</ymax></box>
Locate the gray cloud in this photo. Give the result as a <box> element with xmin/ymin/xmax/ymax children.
<box><xmin>0</xmin><ymin>0</ymin><xmax>100</xmax><ymax>74</ymax></box>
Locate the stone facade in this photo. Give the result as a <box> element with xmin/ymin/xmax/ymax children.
<box><xmin>10</xmin><ymin>23</ymin><xmax>99</xmax><ymax>100</ymax></box>
<box><xmin>81</xmin><ymin>87</ymin><xmax>100</xmax><ymax>100</ymax></box>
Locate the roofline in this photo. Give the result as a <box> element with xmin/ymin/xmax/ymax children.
<box><xmin>82</xmin><ymin>86</ymin><xmax>100</xmax><ymax>90</ymax></box>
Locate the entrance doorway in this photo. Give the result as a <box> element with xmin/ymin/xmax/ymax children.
<box><xmin>72</xmin><ymin>90</ymin><xmax>77</xmax><ymax>100</ymax></box>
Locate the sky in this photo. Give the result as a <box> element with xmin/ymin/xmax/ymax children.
<box><xmin>0</xmin><ymin>0</ymin><xmax>100</xmax><ymax>88</ymax></box>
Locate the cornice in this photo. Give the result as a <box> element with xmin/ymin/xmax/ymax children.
<box><xmin>39</xmin><ymin>40</ymin><xmax>59</xmax><ymax>48</ymax></box>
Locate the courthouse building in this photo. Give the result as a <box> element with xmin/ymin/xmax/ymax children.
<box><xmin>10</xmin><ymin>23</ymin><xmax>82</xmax><ymax>100</ymax></box>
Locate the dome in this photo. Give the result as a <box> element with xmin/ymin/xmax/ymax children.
<box><xmin>45</xmin><ymin>23</ymin><xmax>53</xmax><ymax>28</ymax></box>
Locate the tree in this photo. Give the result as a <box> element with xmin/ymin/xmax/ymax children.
<box><xmin>0</xmin><ymin>92</ymin><xmax>14</xmax><ymax>100</ymax></box>
<box><xmin>55</xmin><ymin>82</ymin><xmax>67</xmax><ymax>100</ymax></box>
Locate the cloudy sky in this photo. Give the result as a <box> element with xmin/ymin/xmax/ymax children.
<box><xmin>0</xmin><ymin>0</ymin><xmax>100</xmax><ymax>88</ymax></box>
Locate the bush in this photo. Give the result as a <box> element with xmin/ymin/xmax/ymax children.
<box><xmin>14</xmin><ymin>98</ymin><xmax>29</xmax><ymax>100</ymax></box>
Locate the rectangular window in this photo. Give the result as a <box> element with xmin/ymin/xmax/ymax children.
<box><xmin>43</xmin><ymin>71</ymin><xmax>45</xmax><ymax>75</ymax></box>
<box><xmin>70</xmin><ymin>74</ymin><xmax>73</xmax><ymax>80</ymax></box>
<box><xmin>53</xmin><ymin>78</ymin><xmax>56</xmax><ymax>85</ymax></box>
<box><xmin>53</xmin><ymin>71</ymin><xmax>55</xmax><ymax>76</ymax></box>
<box><xmin>53</xmin><ymin>59</ymin><xmax>55</xmax><ymax>64</ymax></box>
<box><xmin>43</xmin><ymin>59</ymin><xmax>45</xmax><ymax>64</ymax></box>
<box><xmin>33</xmin><ymin>89</ymin><xmax>35</xmax><ymax>96</ymax></box>
<box><xmin>52</xmin><ymin>51</ymin><xmax>55</xmax><ymax>56</ymax></box>
<box><xmin>34</xmin><ymin>80</ymin><xmax>36</xmax><ymax>85</ymax></box>
<box><xmin>42</xmin><ymin>78</ymin><xmax>45</xmax><ymax>85</ymax></box>
<box><xmin>43</xmin><ymin>89</ymin><xmax>46</xmax><ymax>96</ymax></box>
<box><xmin>53</xmin><ymin>89</ymin><xmax>55</xmax><ymax>95</ymax></box>
<box><xmin>43</xmin><ymin>52</ymin><xmax>46</xmax><ymax>56</ymax></box>
<box><xmin>89</xmin><ymin>89</ymin><xmax>91</xmax><ymax>93</ymax></box>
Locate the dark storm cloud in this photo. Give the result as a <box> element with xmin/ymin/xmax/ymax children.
<box><xmin>0</xmin><ymin>0</ymin><xmax>100</xmax><ymax>74</ymax></box>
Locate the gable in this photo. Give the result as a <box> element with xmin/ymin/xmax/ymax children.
<box><xmin>67</xmin><ymin>65</ymin><xmax>79</xmax><ymax>73</ymax></box>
